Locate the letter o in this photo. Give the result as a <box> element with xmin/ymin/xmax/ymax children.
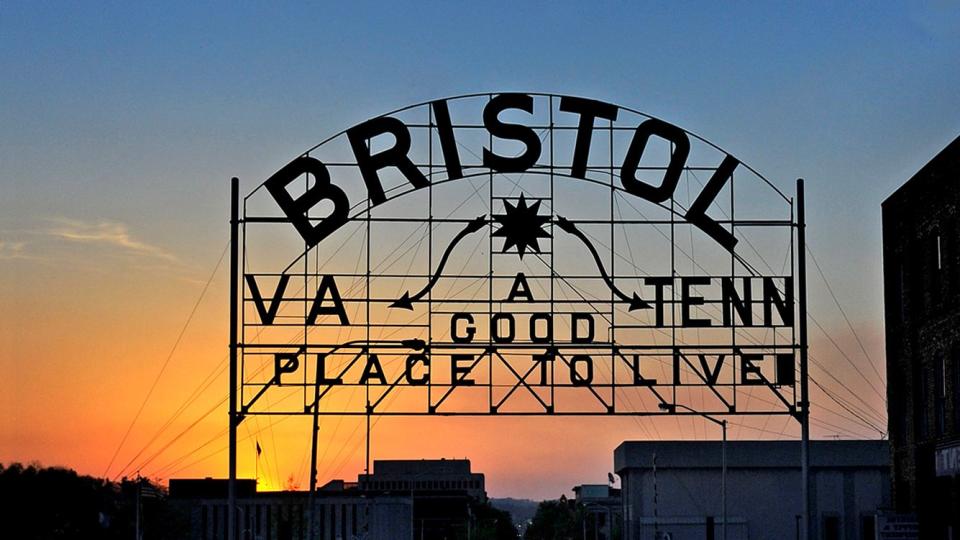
<box><xmin>529</xmin><ymin>313</ymin><xmax>553</xmax><ymax>343</ymax></box>
<box><xmin>492</xmin><ymin>313</ymin><xmax>516</xmax><ymax>343</ymax></box>
<box><xmin>570</xmin><ymin>355</ymin><xmax>594</xmax><ymax>386</ymax></box>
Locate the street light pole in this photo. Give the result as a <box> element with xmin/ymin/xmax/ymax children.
<box><xmin>721</xmin><ymin>419</ymin><xmax>727</xmax><ymax>540</ymax></box>
<box><xmin>661</xmin><ymin>404</ymin><xmax>726</xmax><ymax>540</ymax></box>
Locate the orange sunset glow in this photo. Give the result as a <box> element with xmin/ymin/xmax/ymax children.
<box><xmin>7</xmin><ymin>4</ymin><xmax>955</xmax><ymax>517</ymax></box>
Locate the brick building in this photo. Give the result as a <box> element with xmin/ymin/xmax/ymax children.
<box><xmin>882</xmin><ymin>135</ymin><xmax>960</xmax><ymax>538</ymax></box>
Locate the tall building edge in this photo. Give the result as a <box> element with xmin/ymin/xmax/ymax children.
<box><xmin>882</xmin><ymin>135</ymin><xmax>960</xmax><ymax>538</ymax></box>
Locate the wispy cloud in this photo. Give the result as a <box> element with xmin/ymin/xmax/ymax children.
<box><xmin>47</xmin><ymin>218</ymin><xmax>178</xmax><ymax>262</ymax></box>
<box><xmin>0</xmin><ymin>240</ymin><xmax>31</xmax><ymax>260</ymax></box>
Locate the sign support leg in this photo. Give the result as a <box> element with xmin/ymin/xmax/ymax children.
<box><xmin>309</xmin><ymin>373</ymin><xmax>320</xmax><ymax>538</ymax></box>
<box><xmin>228</xmin><ymin>177</ymin><xmax>239</xmax><ymax>540</ymax></box>
<box><xmin>797</xmin><ymin>178</ymin><xmax>811</xmax><ymax>540</ymax></box>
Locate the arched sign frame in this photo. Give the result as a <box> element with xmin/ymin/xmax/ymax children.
<box><xmin>226</xmin><ymin>92</ymin><xmax>811</xmax><ymax>539</ymax></box>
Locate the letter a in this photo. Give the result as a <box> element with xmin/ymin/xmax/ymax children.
<box><xmin>506</xmin><ymin>272</ymin><xmax>535</xmax><ymax>302</ymax></box>
<box><xmin>359</xmin><ymin>354</ymin><xmax>387</xmax><ymax>385</ymax></box>
<box><xmin>307</xmin><ymin>275</ymin><xmax>350</xmax><ymax>325</ymax></box>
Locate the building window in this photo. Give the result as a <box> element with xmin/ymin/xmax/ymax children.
<box><xmin>823</xmin><ymin>515</ymin><xmax>840</xmax><ymax>540</ymax></box>
<box><xmin>954</xmin><ymin>350</ymin><xmax>960</xmax><ymax>432</ymax></box>
<box><xmin>860</xmin><ymin>514</ymin><xmax>876</xmax><ymax>540</ymax></box>
<box><xmin>352</xmin><ymin>503</ymin><xmax>358</xmax><ymax>535</ymax></box>
<box><xmin>937</xmin><ymin>233</ymin><xmax>943</xmax><ymax>270</ymax></box>
<box><xmin>937</xmin><ymin>354</ymin><xmax>947</xmax><ymax>436</ymax></box>
<box><xmin>897</xmin><ymin>262</ymin><xmax>906</xmax><ymax>322</ymax></box>
<box><xmin>917</xmin><ymin>363</ymin><xmax>930</xmax><ymax>440</ymax></box>
<box><xmin>890</xmin><ymin>373</ymin><xmax>906</xmax><ymax>444</ymax></box>
<box><xmin>929</xmin><ymin>230</ymin><xmax>943</xmax><ymax>311</ymax></box>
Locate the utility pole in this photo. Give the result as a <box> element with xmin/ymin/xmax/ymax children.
<box><xmin>722</xmin><ymin>419</ymin><xmax>727</xmax><ymax>540</ymax></box>
<box><xmin>662</xmin><ymin>404</ymin><xmax>727</xmax><ymax>540</ymax></box>
<box><xmin>134</xmin><ymin>475</ymin><xmax>141</xmax><ymax>540</ymax></box>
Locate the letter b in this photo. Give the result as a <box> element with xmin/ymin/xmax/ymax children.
<box><xmin>264</xmin><ymin>157</ymin><xmax>349</xmax><ymax>248</ymax></box>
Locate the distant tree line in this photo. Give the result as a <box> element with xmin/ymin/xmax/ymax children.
<box><xmin>0</xmin><ymin>462</ymin><xmax>517</xmax><ymax>539</ymax></box>
<box><xmin>468</xmin><ymin>499</ymin><xmax>518</xmax><ymax>539</ymax></box>
<box><xmin>524</xmin><ymin>496</ymin><xmax>621</xmax><ymax>540</ymax></box>
<box><xmin>0</xmin><ymin>462</ymin><xmax>186</xmax><ymax>539</ymax></box>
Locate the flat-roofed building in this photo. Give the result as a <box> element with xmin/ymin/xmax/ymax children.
<box><xmin>614</xmin><ymin>440</ymin><xmax>890</xmax><ymax>540</ymax></box>
<box><xmin>574</xmin><ymin>483</ymin><xmax>622</xmax><ymax>540</ymax></box>
<box><xmin>169</xmin><ymin>478</ymin><xmax>411</xmax><ymax>540</ymax></box>
<box><xmin>358</xmin><ymin>458</ymin><xmax>485</xmax><ymax>500</ymax></box>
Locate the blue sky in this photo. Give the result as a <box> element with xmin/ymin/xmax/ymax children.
<box><xmin>4</xmin><ymin>1</ymin><xmax>958</xmax><ymax>305</ymax></box>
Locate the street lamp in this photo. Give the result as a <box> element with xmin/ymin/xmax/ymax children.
<box><xmin>659</xmin><ymin>403</ymin><xmax>727</xmax><ymax>540</ymax></box>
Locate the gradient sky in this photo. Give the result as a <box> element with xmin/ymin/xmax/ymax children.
<box><xmin>2</xmin><ymin>1</ymin><xmax>959</xmax><ymax>499</ymax></box>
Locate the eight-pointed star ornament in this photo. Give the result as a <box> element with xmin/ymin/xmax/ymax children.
<box><xmin>492</xmin><ymin>193</ymin><xmax>551</xmax><ymax>258</ymax></box>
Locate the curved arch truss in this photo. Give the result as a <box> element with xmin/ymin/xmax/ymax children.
<box><xmin>236</xmin><ymin>93</ymin><xmax>801</xmax><ymax>419</ymax></box>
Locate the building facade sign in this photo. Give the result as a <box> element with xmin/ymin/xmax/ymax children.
<box><xmin>877</xmin><ymin>512</ymin><xmax>920</xmax><ymax>540</ymax></box>
<box><xmin>935</xmin><ymin>442</ymin><xmax>960</xmax><ymax>477</ymax></box>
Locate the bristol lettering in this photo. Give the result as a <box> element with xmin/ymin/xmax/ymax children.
<box><xmin>264</xmin><ymin>93</ymin><xmax>740</xmax><ymax>251</ymax></box>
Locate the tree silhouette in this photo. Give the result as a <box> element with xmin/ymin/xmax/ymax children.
<box><xmin>0</xmin><ymin>462</ymin><xmax>186</xmax><ymax>539</ymax></box>
<box><xmin>524</xmin><ymin>498</ymin><xmax>581</xmax><ymax>540</ymax></box>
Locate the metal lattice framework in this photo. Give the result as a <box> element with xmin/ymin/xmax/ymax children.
<box><xmin>235</xmin><ymin>92</ymin><xmax>802</xmax><ymax>419</ymax></box>
<box><xmin>225</xmin><ymin>91</ymin><xmax>814</xmax><ymax>540</ymax></box>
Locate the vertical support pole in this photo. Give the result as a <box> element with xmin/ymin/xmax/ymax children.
<box><xmin>135</xmin><ymin>475</ymin><xmax>141</xmax><ymax>540</ymax></box>
<box><xmin>310</xmin><ymin>366</ymin><xmax>320</xmax><ymax>493</ymax></box>
<box><xmin>797</xmin><ymin>178</ymin><xmax>811</xmax><ymax>540</ymax></box>
<box><xmin>721</xmin><ymin>420</ymin><xmax>727</xmax><ymax>540</ymax></box>
<box><xmin>309</xmin><ymin>361</ymin><xmax>321</xmax><ymax>539</ymax></box>
<box><xmin>652</xmin><ymin>452</ymin><xmax>659</xmax><ymax>538</ymax></box>
<box><xmin>228</xmin><ymin>177</ymin><xmax>239</xmax><ymax>540</ymax></box>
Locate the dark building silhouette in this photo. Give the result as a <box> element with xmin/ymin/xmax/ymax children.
<box><xmin>169</xmin><ymin>477</ymin><xmax>411</xmax><ymax>540</ymax></box>
<box><xmin>573</xmin><ymin>484</ymin><xmax>622</xmax><ymax>540</ymax></box>
<box><xmin>358</xmin><ymin>459</ymin><xmax>486</xmax><ymax>539</ymax></box>
<box><xmin>883</xmin><ymin>135</ymin><xmax>960</xmax><ymax>538</ymax></box>
<box><xmin>614</xmin><ymin>440</ymin><xmax>890</xmax><ymax>540</ymax></box>
<box><xmin>167</xmin><ymin>459</ymin><xmax>487</xmax><ymax>539</ymax></box>
<box><xmin>358</xmin><ymin>458</ymin><xmax>485</xmax><ymax>500</ymax></box>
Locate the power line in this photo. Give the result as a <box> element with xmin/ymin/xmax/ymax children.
<box><xmin>807</xmin><ymin>247</ymin><xmax>887</xmax><ymax>395</ymax></box>
<box><xmin>103</xmin><ymin>240</ymin><xmax>229</xmax><ymax>479</ymax></box>
<box><xmin>810</xmin><ymin>377</ymin><xmax>885</xmax><ymax>435</ymax></box>
<box><xmin>808</xmin><ymin>315</ymin><xmax>887</xmax><ymax>405</ymax></box>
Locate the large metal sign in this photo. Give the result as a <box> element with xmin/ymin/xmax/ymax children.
<box><xmin>226</xmin><ymin>91</ymin><xmax>813</xmax><ymax>540</ymax></box>
<box><xmin>235</xmin><ymin>93</ymin><xmax>802</xmax><ymax>420</ymax></box>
